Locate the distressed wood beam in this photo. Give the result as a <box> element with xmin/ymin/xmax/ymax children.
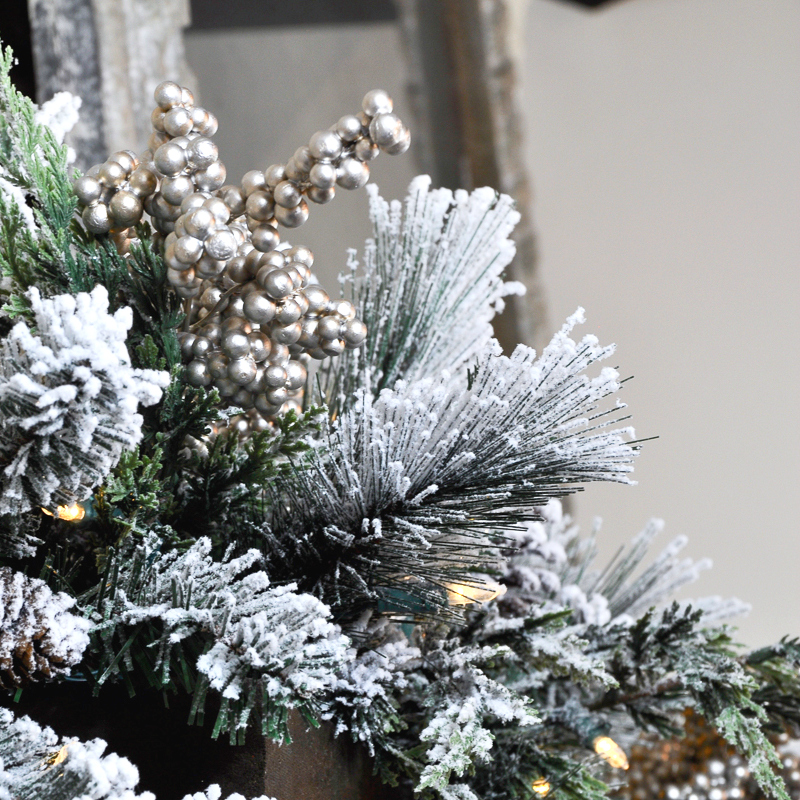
<box><xmin>397</xmin><ymin>0</ymin><xmax>548</xmax><ymax>353</ymax></box>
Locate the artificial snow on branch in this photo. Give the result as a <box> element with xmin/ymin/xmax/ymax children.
<box><xmin>497</xmin><ymin>499</ymin><xmax>750</xmax><ymax>627</ymax></box>
<box><xmin>0</xmin><ymin>286</ymin><xmax>168</xmax><ymax>518</ymax></box>
<box><xmin>267</xmin><ymin>316</ymin><xmax>636</xmax><ymax>620</ymax></box>
<box><xmin>413</xmin><ymin>642</ymin><xmax>538</xmax><ymax>795</ymax></box>
<box><xmin>0</xmin><ymin>566</ymin><xmax>90</xmax><ymax>689</ymax></box>
<box><xmin>318</xmin><ymin>175</ymin><xmax>524</xmax><ymax>413</ymax></box>
<box><xmin>87</xmin><ymin>535</ymin><xmax>351</xmax><ymax>742</ymax></box>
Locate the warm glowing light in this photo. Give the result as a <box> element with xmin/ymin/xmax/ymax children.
<box><xmin>593</xmin><ymin>736</ymin><xmax>629</xmax><ymax>770</ymax></box>
<box><xmin>532</xmin><ymin>778</ymin><xmax>551</xmax><ymax>796</ymax></box>
<box><xmin>446</xmin><ymin>580</ymin><xmax>506</xmax><ymax>606</ymax></box>
<box><xmin>41</xmin><ymin>743</ymin><xmax>69</xmax><ymax>769</ymax></box>
<box><xmin>41</xmin><ymin>504</ymin><xmax>86</xmax><ymax>522</ymax></box>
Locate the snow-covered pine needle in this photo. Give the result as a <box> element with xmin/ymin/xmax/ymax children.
<box><xmin>266</xmin><ymin>312</ymin><xmax>636</xmax><ymax>621</ymax></box>
<box><xmin>88</xmin><ymin>536</ymin><xmax>350</xmax><ymax>743</ymax></box>
<box><xmin>0</xmin><ymin>286</ymin><xmax>168</xmax><ymax>518</ymax></box>
<box><xmin>317</xmin><ymin>175</ymin><xmax>524</xmax><ymax>414</ymax></box>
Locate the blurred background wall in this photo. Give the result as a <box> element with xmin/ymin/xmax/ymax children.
<box><xmin>518</xmin><ymin>0</ymin><xmax>800</xmax><ymax>648</ymax></box>
<box><xmin>5</xmin><ymin>0</ymin><xmax>799</xmax><ymax>646</ymax></box>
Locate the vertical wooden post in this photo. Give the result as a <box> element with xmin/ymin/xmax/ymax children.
<box><xmin>26</xmin><ymin>0</ymin><xmax>195</xmax><ymax>168</ymax></box>
<box><xmin>263</xmin><ymin>713</ymin><xmax>412</xmax><ymax>800</ymax></box>
<box><xmin>397</xmin><ymin>0</ymin><xmax>549</xmax><ymax>353</ymax></box>
<box><xmin>5</xmin><ymin>684</ymin><xmax>412</xmax><ymax>799</ymax></box>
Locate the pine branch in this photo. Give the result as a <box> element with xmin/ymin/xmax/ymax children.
<box><xmin>265</xmin><ymin>323</ymin><xmax>636</xmax><ymax>622</ymax></box>
<box><xmin>471</xmin><ymin>729</ymin><xmax>611</xmax><ymax>800</ymax></box>
<box><xmin>0</xmin><ymin>286</ymin><xmax>168</xmax><ymax>519</ymax></box>
<box><xmin>316</xmin><ymin>176</ymin><xmax>524</xmax><ymax>416</ymax></box>
<box><xmin>0</xmin><ymin>47</ymin><xmax>77</xmax><ymax>299</ymax></box>
<box><xmin>83</xmin><ymin>535</ymin><xmax>350</xmax><ymax>744</ymax></box>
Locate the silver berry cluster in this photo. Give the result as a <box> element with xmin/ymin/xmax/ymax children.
<box><xmin>177</xmin><ymin>242</ymin><xmax>366</xmax><ymax>428</ymax></box>
<box><xmin>73</xmin><ymin>82</ymin><xmax>408</xmax><ymax>434</ymax></box>
<box><xmin>73</xmin><ymin>149</ymin><xmax>154</xmax><ymax>235</ymax></box>
<box><xmin>159</xmin><ymin>87</ymin><xmax>409</xmax><ymax>301</ymax></box>
<box><xmin>73</xmin><ymin>82</ymin><xmax>221</xmax><ymax>237</ymax></box>
<box><xmin>237</xmin><ymin>88</ymin><xmax>410</xmax><ymax>233</ymax></box>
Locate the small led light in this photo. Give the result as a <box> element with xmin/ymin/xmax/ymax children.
<box><xmin>41</xmin><ymin>743</ymin><xmax>70</xmax><ymax>770</ymax></box>
<box><xmin>532</xmin><ymin>778</ymin><xmax>551</xmax><ymax>796</ymax></box>
<box><xmin>445</xmin><ymin>580</ymin><xmax>506</xmax><ymax>606</ymax></box>
<box><xmin>593</xmin><ymin>736</ymin><xmax>629</xmax><ymax>770</ymax></box>
<box><xmin>41</xmin><ymin>504</ymin><xmax>86</xmax><ymax>522</ymax></box>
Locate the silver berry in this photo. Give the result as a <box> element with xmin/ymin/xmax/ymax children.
<box><xmin>228</xmin><ymin>357</ymin><xmax>258</xmax><ymax>386</ymax></box>
<box><xmin>164</xmin><ymin>107</ymin><xmax>193</xmax><ymax>137</ymax></box>
<box><xmin>187</xmin><ymin>137</ymin><xmax>219</xmax><ymax>170</ymax></box>
<box><xmin>194</xmin><ymin>161</ymin><xmax>226</xmax><ymax>191</ymax></box>
<box><xmin>154</xmin><ymin>80</ymin><xmax>182</xmax><ymax>110</ymax></box>
<box><xmin>362</xmin><ymin>89</ymin><xmax>393</xmax><ymax>118</ymax></box>
<box><xmin>274</xmin><ymin>201</ymin><xmax>309</xmax><ymax>228</ymax></box>
<box><xmin>74</xmin><ymin>175</ymin><xmax>103</xmax><ymax>204</ymax></box>
<box><xmin>82</xmin><ymin>202</ymin><xmax>111</xmax><ymax>234</ymax></box>
<box><xmin>242</xmin><ymin>170</ymin><xmax>267</xmax><ymax>196</ymax></box>
<box><xmin>243</xmin><ymin>291</ymin><xmax>277</xmax><ymax>325</ymax></box>
<box><xmin>308</xmin><ymin>130</ymin><xmax>343</xmax><ymax>162</ymax></box>
<box><xmin>109</xmin><ymin>190</ymin><xmax>144</xmax><ymax>227</ymax></box>
<box><xmin>204</xmin><ymin>229</ymin><xmax>237</xmax><ymax>260</ymax></box>
<box><xmin>336</xmin><ymin>158</ymin><xmax>369</xmax><ymax>190</ymax></box>
<box><xmin>274</xmin><ymin>180</ymin><xmax>302</xmax><ymax>209</ymax></box>
<box><xmin>335</xmin><ymin>114</ymin><xmax>363</xmax><ymax>143</ymax></box>
<box><xmin>154</xmin><ymin>142</ymin><xmax>187</xmax><ymax>176</ymax></box>
<box><xmin>369</xmin><ymin>113</ymin><xmax>404</xmax><ymax>149</ymax></box>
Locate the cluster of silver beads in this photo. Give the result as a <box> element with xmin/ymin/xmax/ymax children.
<box><xmin>74</xmin><ymin>83</ymin><xmax>406</xmax><ymax>433</ymax></box>
<box><xmin>621</xmin><ymin>717</ymin><xmax>800</xmax><ymax>800</ymax></box>
<box><xmin>240</xmin><ymin>89</ymin><xmax>410</xmax><ymax>233</ymax></box>
<box><xmin>163</xmin><ymin>193</ymin><xmax>241</xmax><ymax>299</ymax></box>
<box><xmin>73</xmin><ymin>82</ymin><xmax>221</xmax><ymax>237</ymax></box>
<box><xmin>177</xmin><ymin>243</ymin><xmax>367</xmax><ymax>430</ymax></box>
<box><xmin>144</xmin><ymin>82</ymin><xmax>224</xmax><ymax>235</ymax></box>
<box><xmin>73</xmin><ymin>150</ymin><xmax>156</xmax><ymax>235</ymax></box>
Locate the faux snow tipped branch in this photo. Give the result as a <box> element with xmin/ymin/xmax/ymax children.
<box><xmin>0</xmin><ymin>46</ymin><xmax>85</xmax><ymax>299</ymax></box>
<box><xmin>318</xmin><ymin>176</ymin><xmax>524</xmax><ymax>414</ymax></box>
<box><xmin>86</xmin><ymin>536</ymin><xmax>350</xmax><ymax>743</ymax></box>
<box><xmin>498</xmin><ymin>499</ymin><xmax>750</xmax><ymax>627</ymax></box>
<box><xmin>266</xmin><ymin>315</ymin><xmax>636</xmax><ymax>621</ymax></box>
<box><xmin>413</xmin><ymin>642</ymin><xmax>538</xmax><ymax>795</ymax></box>
<box><xmin>0</xmin><ymin>286</ymin><xmax>168</xmax><ymax>519</ymax></box>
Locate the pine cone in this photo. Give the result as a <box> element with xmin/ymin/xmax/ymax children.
<box><xmin>0</xmin><ymin>567</ymin><xmax>91</xmax><ymax>690</ymax></box>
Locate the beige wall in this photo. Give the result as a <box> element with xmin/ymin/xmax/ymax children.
<box><xmin>521</xmin><ymin>0</ymin><xmax>800</xmax><ymax>646</ymax></box>
<box><xmin>185</xmin><ymin>0</ymin><xmax>800</xmax><ymax>646</ymax></box>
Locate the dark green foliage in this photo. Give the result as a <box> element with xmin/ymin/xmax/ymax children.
<box><xmin>167</xmin><ymin>406</ymin><xmax>324</xmax><ymax>549</ymax></box>
<box><xmin>0</xmin><ymin>47</ymin><xmax>76</xmax><ymax>301</ymax></box>
<box><xmin>471</xmin><ymin>731</ymin><xmax>611</xmax><ymax>800</ymax></box>
<box><xmin>747</xmin><ymin>639</ymin><xmax>800</xmax><ymax>735</ymax></box>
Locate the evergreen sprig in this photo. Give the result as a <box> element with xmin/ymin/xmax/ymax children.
<box><xmin>83</xmin><ymin>535</ymin><xmax>350</xmax><ymax>744</ymax></box>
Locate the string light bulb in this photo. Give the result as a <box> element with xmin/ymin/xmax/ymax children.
<box><xmin>593</xmin><ymin>736</ymin><xmax>629</xmax><ymax>770</ymax></box>
<box><xmin>532</xmin><ymin>778</ymin><xmax>551</xmax><ymax>796</ymax></box>
<box><xmin>41</xmin><ymin>742</ymin><xmax>70</xmax><ymax>769</ymax></box>
<box><xmin>445</xmin><ymin>580</ymin><xmax>507</xmax><ymax>606</ymax></box>
<box><xmin>41</xmin><ymin>504</ymin><xmax>86</xmax><ymax>522</ymax></box>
